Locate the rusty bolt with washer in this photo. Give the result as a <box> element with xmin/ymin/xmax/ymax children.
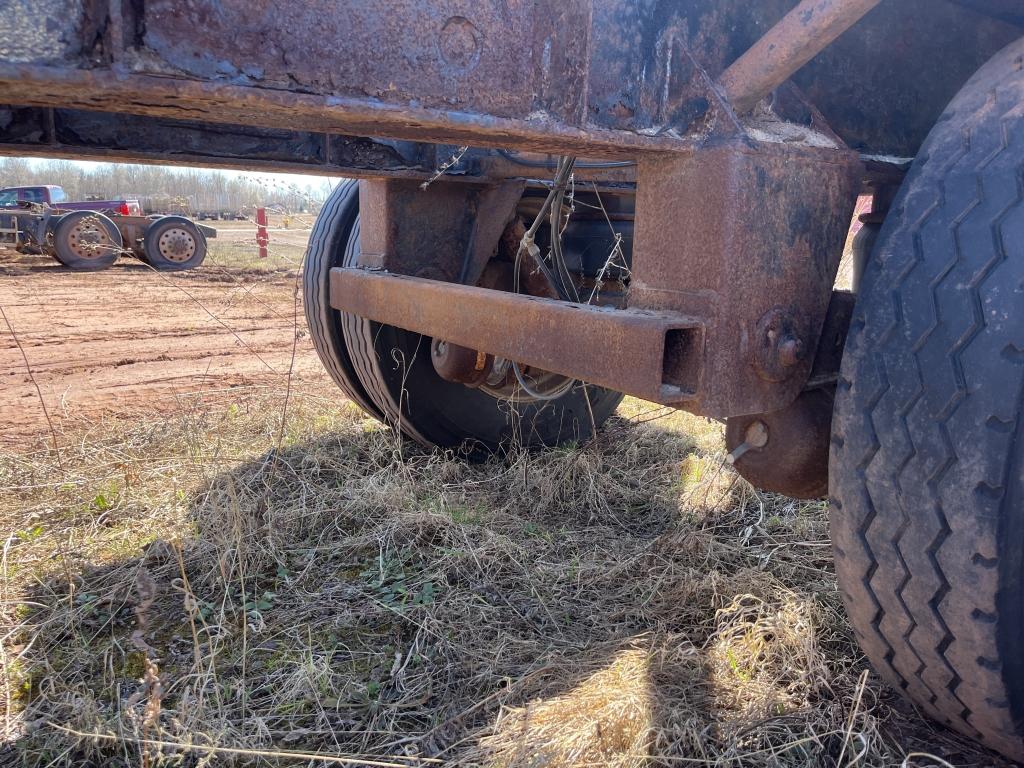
<box><xmin>755</xmin><ymin>307</ymin><xmax>809</xmax><ymax>382</ymax></box>
<box><xmin>778</xmin><ymin>336</ymin><xmax>806</xmax><ymax>368</ymax></box>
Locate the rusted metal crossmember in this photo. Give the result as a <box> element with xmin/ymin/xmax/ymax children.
<box><xmin>330</xmin><ymin>269</ymin><xmax>704</xmax><ymax>405</ymax></box>
<box><xmin>0</xmin><ymin>0</ymin><xmax>881</xmax><ymax>159</ymax></box>
<box><xmin>338</xmin><ymin>138</ymin><xmax>862</xmax><ymax>419</ymax></box>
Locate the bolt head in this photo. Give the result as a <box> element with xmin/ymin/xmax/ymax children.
<box><xmin>744</xmin><ymin>420</ymin><xmax>770</xmax><ymax>449</ymax></box>
<box><xmin>778</xmin><ymin>337</ymin><xmax>805</xmax><ymax>367</ymax></box>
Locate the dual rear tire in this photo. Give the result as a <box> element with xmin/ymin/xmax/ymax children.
<box><xmin>142</xmin><ymin>216</ymin><xmax>207</xmax><ymax>271</ymax></box>
<box><xmin>49</xmin><ymin>212</ymin><xmax>206</xmax><ymax>271</ymax></box>
<box><xmin>50</xmin><ymin>211</ymin><xmax>122</xmax><ymax>271</ymax></box>
<box><xmin>302</xmin><ymin>180</ymin><xmax>623</xmax><ymax>455</ymax></box>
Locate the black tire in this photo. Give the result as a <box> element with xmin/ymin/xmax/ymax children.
<box><xmin>143</xmin><ymin>216</ymin><xmax>207</xmax><ymax>271</ymax></box>
<box><xmin>51</xmin><ymin>211</ymin><xmax>122</xmax><ymax>271</ymax></box>
<box><xmin>302</xmin><ymin>180</ymin><xmax>386</xmax><ymax>421</ymax></box>
<box><xmin>304</xmin><ymin>179</ymin><xmax>624</xmax><ymax>454</ymax></box>
<box><xmin>831</xmin><ymin>38</ymin><xmax>1024</xmax><ymax>760</ymax></box>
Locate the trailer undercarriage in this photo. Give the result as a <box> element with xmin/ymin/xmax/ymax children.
<box><xmin>5</xmin><ymin>0</ymin><xmax>1024</xmax><ymax>759</ymax></box>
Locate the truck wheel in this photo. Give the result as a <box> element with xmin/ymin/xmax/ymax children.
<box><xmin>51</xmin><ymin>211</ymin><xmax>122</xmax><ymax>271</ymax></box>
<box><xmin>143</xmin><ymin>216</ymin><xmax>207</xmax><ymax>270</ymax></box>
<box><xmin>302</xmin><ymin>180</ymin><xmax>385</xmax><ymax>421</ymax></box>
<box><xmin>831</xmin><ymin>38</ymin><xmax>1024</xmax><ymax>760</ymax></box>
<box><xmin>303</xmin><ymin>179</ymin><xmax>623</xmax><ymax>454</ymax></box>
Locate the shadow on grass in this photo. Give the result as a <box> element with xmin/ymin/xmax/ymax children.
<box><xmin>5</xmin><ymin>414</ymin><xmax>1008</xmax><ymax>767</ymax></box>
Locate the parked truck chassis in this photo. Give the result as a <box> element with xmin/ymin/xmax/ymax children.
<box><xmin>4</xmin><ymin>0</ymin><xmax>1024</xmax><ymax>759</ymax></box>
<box><xmin>0</xmin><ymin>206</ymin><xmax>215</xmax><ymax>271</ymax></box>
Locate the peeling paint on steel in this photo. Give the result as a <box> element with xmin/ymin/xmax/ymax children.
<box><xmin>0</xmin><ymin>0</ymin><xmax>84</xmax><ymax>64</ymax></box>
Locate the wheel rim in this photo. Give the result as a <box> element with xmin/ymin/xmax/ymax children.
<box><xmin>67</xmin><ymin>217</ymin><xmax>116</xmax><ymax>260</ymax></box>
<box><xmin>157</xmin><ymin>227</ymin><xmax>197</xmax><ymax>262</ymax></box>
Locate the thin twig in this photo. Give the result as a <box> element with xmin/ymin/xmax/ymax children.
<box><xmin>900</xmin><ymin>753</ymin><xmax>958</xmax><ymax>768</ymax></box>
<box><xmin>836</xmin><ymin>668</ymin><xmax>870</xmax><ymax>766</ymax></box>
<box><xmin>420</xmin><ymin>146</ymin><xmax>469</xmax><ymax>190</ymax></box>
<box><xmin>270</xmin><ymin>266</ymin><xmax>304</xmax><ymax>474</ymax></box>
<box><xmin>587</xmin><ymin>182</ymin><xmax>630</xmax><ymax>305</ymax></box>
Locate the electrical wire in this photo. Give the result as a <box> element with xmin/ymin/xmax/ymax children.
<box><xmin>512</xmin><ymin>156</ymin><xmax>577</xmax><ymax>301</ymax></box>
<box><xmin>548</xmin><ymin>157</ymin><xmax>581</xmax><ymax>303</ymax></box>
<box><xmin>511</xmin><ymin>360</ymin><xmax>577</xmax><ymax>401</ymax></box>
<box><xmin>509</xmin><ymin>155</ymin><xmax>582</xmax><ymax>401</ymax></box>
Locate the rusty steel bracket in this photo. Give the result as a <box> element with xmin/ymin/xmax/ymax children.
<box><xmin>357</xmin><ymin>179</ymin><xmax>525</xmax><ymax>284</ymax></box>
<box><xmin>330</xmin><ymin>268</ymin><xmax>705</xmax><ymax>405</ymax></box>
<box><xmin>629</xmin><ymin>139</ymin><xmax>861</xmax><ymax>417</ymax></box>
<box><xmin>337</xmin><ymin>139</ymin><xmax>860</xmax><ymax>419</ymax></box>
<box><xmin>806</xmin><ymin>290</ymin><xmax>857</xmax><ymax>388</ymax></box>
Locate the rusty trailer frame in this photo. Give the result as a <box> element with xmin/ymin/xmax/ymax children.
<box><xmin>0</xmin><ymin>0</ymin><xmax>1017</xmax><ymax>418</ymax></box>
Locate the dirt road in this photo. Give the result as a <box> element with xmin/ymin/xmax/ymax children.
<box><xmin>0</xmin><ymin>243</ymin><xmax>326</xmax><ymax>448</ymax></box>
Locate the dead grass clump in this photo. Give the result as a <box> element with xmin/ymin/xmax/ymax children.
<box><xmin>705</xmin><ymin>593</ymin><xmax>828</xmax><ymax>722</ymax></box>
<box><xmin>2</xmin><ymin>388</ymin><xmax>1012</xmax><ymax>767</ymax></box>
<box><xmin>482</xmin><ymin>647</ymin><xmax>655</xmax><ymax>768</ymax></box>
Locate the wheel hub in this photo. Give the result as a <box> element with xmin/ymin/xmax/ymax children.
<box><xmin>158</xmin><ymin>228</ymin><xmax>196</xmax><ymax>262</ymax></box>
<box><xmin>428</xmin><ymin>257</ymin><xmax>579</xmax><ymax>403</ymax></box>
<box><xmin>68</xmin><ymin>218</ymin><xmax>114</xmax><ymax>260</ymax></box>
<box><xmin>431</xmin><ymin>338</ymin><xmax>494</xmax><ymax>387</ymax></box>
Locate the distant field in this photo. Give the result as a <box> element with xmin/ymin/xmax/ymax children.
<box><xmin>203</xmin><ymin>215</ymin><xmax>316</xmax><ymax>272</ymax></box>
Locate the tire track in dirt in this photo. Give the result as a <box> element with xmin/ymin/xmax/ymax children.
<box><xmin>0</xmin><ymin>256</ymin><xmax>326</xmax><ymax>447</ymax></box>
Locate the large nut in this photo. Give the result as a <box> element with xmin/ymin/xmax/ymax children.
<box><xmin>754</xmin><ymin>306</ymin><xmax>809</xmax><ymax>382</ymax></box>
<box><xmin>431</xmin><ymin>338</ymin><xmax>493</xmax><ymax>387</ymax></box>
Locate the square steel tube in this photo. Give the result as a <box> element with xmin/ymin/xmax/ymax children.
<box><xmin>329</xmin><ymin>268</ymin><xmax>704</xmax><ymax>405</ymax></box>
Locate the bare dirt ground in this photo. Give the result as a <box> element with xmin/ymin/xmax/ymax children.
<box><xmin>0</xmin><ymin>220</ymin><xmax>322</xmax><ymax>448</ymax></box>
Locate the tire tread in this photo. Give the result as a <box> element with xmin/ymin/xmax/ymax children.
<box><xmin>832</xmin><ymin>38</ymin><xmax>1024</xmax><ymax>758</ymax></box>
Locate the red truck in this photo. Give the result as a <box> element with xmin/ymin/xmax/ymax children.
<box><xmin>0</xmin><ymin>184</ymin><xmax>213</xmax><ymax>271</ymax></box>
<box><xmin>0</xmin><ymin>184</ymin><xmax>143</xmax><ymax>216</ymax></box>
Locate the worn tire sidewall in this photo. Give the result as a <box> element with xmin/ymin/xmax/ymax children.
<box><xmin>143</xmin><ymin>216</ymin><xmax>207</xmax><ymax>271</ymax></box>
<box><xmin>830</xmin><ymin>37</ymin><xmax>1024</xmax><ymax>759</ymax></box>
<box><xmin>52</xmin><ymin>211</ymin><xmax>122</xmax><ymax>271</ymax></box>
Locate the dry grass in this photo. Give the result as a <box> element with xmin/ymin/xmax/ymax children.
<box><xmin>0</xmin><ymin>387</ymin><xmax>1012</xmax><ymax>767</ymax></box>
<box><xmin>202</xmin><ymin>218</ymin><xmax>315</xmax><ymax>272</ymax></box>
